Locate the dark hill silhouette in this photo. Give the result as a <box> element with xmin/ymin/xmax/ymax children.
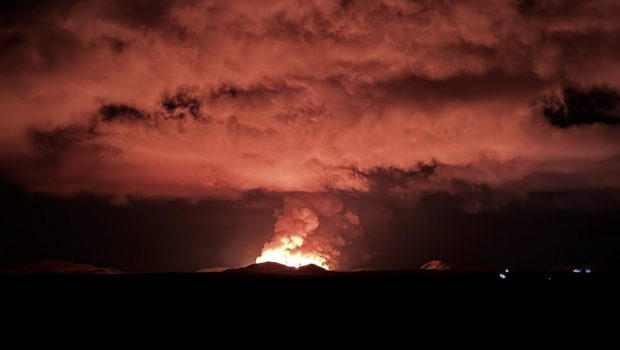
<box><xmin>225</xmin><ymin>262</ymin><xmax>329</xmax><ymax>275</ymax></box>
<box><xmin>0</xmin><ymin>260</ymin><xmax>122</xmax><ymax>274</ymax></box>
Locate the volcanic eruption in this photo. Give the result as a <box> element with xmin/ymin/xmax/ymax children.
<box><xmin>255</xmin><ymin>194</ymin><xmax>363</xmax><ymax>270</ymax></box>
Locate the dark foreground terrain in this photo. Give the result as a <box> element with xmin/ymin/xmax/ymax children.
<box><xmin>2</xmin><ymin>267</ymin><xmax>619</xmax><ymax>311</ymax></box>
<box><xmin>3</xmin><ymin>268</ymin><xmax>620</xmax><ymax>333</ymax></box>
<box><xmin>2</xmin><ymin>267</ymin><xmax>617</xmax><ymax>336</ymax></box>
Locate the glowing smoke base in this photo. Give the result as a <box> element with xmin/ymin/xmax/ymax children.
<box><xmin>255</xmin><ymin>195</ymin><xmax>362</xmax><ymax>270</ymax></box>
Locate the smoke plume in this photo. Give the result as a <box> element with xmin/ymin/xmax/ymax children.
<box><xmin>256</xmin><ymin>194</ymin><xmax>362</xmax><ymax>270</ymax></box>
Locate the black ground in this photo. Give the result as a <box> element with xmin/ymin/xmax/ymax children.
<box><xmin>3</xmin><ymin>270</ymin><xmax>620</xmax><ymax>333</ymax></box>
<box><xmin>2</xmin><ymin>269</ymin><xmax>618</xmax><ymax>306</ymax></box>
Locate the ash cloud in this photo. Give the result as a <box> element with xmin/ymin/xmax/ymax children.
<box><xmin>0</xmin><ymin>1</ymin><xmax>620</xmax><ymax>212</ymax></box>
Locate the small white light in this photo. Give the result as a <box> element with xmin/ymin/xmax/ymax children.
<box><xmin>548</xmin><ymin>277</ymin><xmax>551</xmax><ymax>280</ymax></box>
<box><xmin>505</xmin><ymin>268</ymin><xmax>510</xmax><ymax>273</ymax></box>
<box><xmin>499</xmin><ymin>273</ymin><xmax>507</xmax><ymax>279</ymax></box>
<box><xmin>572</xmin><ymin>268</ymin><xmax>582</xmax><ymax>273</ymax></box>
<box><xmin>585</xmin><ymin>268</ymin><xmax>592</xmax><ymax>274</ymax></box>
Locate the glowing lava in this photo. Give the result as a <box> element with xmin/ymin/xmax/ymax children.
<box><xmin>255</xmin><ymin>206</ymin><xmax>332</xmax><ymax>270</ymax></box>
<box><xmin>255</xmin><ymin>195</ymin><xmax>363</xmax><ymax>271</ymax></box>
<box><xmin>255</xmin><ymin>237</ymin><xmax>330</xmax><ymax>270</ymax></box>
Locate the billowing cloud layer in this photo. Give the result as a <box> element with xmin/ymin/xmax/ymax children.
<box><xmin>2</xmin><ymin>0</ymin><xmax>620</xmax><ymax>200</ymax></box>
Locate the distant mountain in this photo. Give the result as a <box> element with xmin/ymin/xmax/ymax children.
<box><xmin>196</xmin><ymin>267</ymin><xmax>230</xmax><ymax>273</ymax></box>
<box><xmin>225</xmin><ymin>262</ymin><xmax>330</xmax><ymax>275</ymax></box>
<box><xmin>0</xmin><ymin>260</ymin><xmax>122</xmax><ymax>274</ymax></box>
<box><xmin>420</xmin><ymin>260</ymin><xmax>451</xmax><ymax>271</ymax></box>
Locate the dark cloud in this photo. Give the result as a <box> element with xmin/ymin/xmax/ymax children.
<box><xmin>519</xmin><ymin>0</ymin><xmax>620</xmax><ymax>26</ymax></box>
<box><xmin>30</xmin><ymin>125</ymin><xmax>98</xmax><ymax>154</ymax></box>
<box><xmin>0</xmin><ymin>0</ymin><xmax>76</xmax><ymax>26</ymax></box>
<box><xmin>0</xmin><ymin>31</ymin><xmax>23</xmax><ymax>49</ymax></box>
<box><xmin>0</xmin><ymin>179</ymin><xmax>277</xmax><ymax>272</ymax></box>
<box><xmin>2</xmin><ymin>178</ymin><xmax>619</xmax><ymax>272</ymax></box>
<box><xmin>345</xmin><ymin>188</ymin><xmax>620</xmax><ymax>270</ymax></box>
<box><xmin>99</xmin><ymin>104</ymin><xmax>147</xmax><ymax>123</ymax></box>
<box><xmin>95</xmin><ymin>0</ymin><xmax>182</xmax><ymax>29</ymax></box>
<box><xmin>539</xmin><ymin>86</ymin><xmax>620</xmax><ymax>128</ymax></box>
<box><xmin>374</xmin><ymin>70</ymin><xmax>551</xmax><ymax>113</ymax></box>
<box><xmin>109</xmin><ymin>38</ymin><xmax>130</xmax><ymax>53</ymax></box>
<box><xmin>100</xmin><ymin>92</ymin><xmax>208</xmax><ymax>125</ymax></box>
<box><xmin>162</xmin><ymin>88</ymin><xmax>202</xmax><ymax>119</ymax></box>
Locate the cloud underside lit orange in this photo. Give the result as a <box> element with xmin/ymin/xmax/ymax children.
<box><xmin>0</xmin><ymin>0</ymin><xmax>619</xmax><ymax>201</ymax></box>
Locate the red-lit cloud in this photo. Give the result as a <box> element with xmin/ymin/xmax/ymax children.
<box><xmin>2</xmin><ymin>0</ymin><xmax>620</xmax><ymax>201</ymax></box>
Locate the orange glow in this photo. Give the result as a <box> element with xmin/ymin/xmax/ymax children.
<box><xmin>256</xmin><ymin>242</ymin><xmax>330</xmax><ymax>270</ymax></box>
<box><xmin>255</xmin><ymin>206</ymin><xmax>332</xmax><ymax>270</ymax></box>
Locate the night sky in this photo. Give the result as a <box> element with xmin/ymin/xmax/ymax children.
<box><xmin>1</xmin><ymin>0</ymin><xmax>620</xmax><ymax>272</ymax></box>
